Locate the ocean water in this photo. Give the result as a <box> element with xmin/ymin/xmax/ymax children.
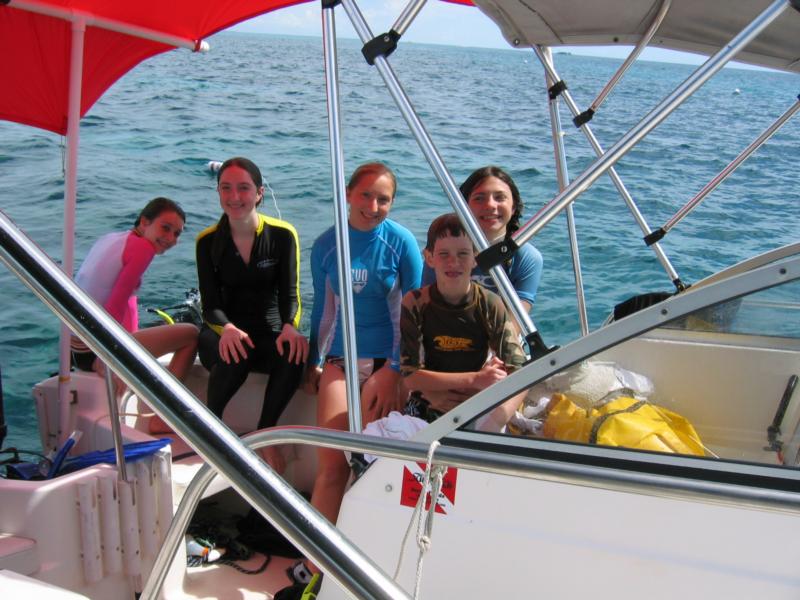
<box><xmin>1</xmin><ymin>32</ymin><xmax>798</xmax><ymax>452</ymax></box>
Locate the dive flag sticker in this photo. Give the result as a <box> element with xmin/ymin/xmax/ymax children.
<box><xmin>400</xmin><ymin>463</ymin><xmax>458</xmax><ymax>514</ymax></box>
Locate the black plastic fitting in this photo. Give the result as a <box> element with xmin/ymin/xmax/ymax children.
<box><xmin>643</xmin><ymin>227</ymin><xmax>666</xmax><ymax>246</ymax></box>
<box><xmin>525</xmin><ymin>331</ymin><xmax>558</xmax><ymax>362</ymax></box>
<box><xmin>573</xmin><ymin>108</ymin><xmax>595</xmax><ymax>127</ymax></box>
<box><xmin>475</xmin><ymin>238</ymin><xmax>519</xmax><ymax>272</ymax></box>
<box><xmin>548</xmin><ymin>80</ymin><xmax>567</xmax><ymax>100</ymax></box>
<box><xmin>361</xmin><ymin>30</ymin><xmax>400</xmax><ymax>65</ymax></box>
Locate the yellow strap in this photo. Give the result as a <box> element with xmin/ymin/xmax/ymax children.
<box><xmin>151</xmin><ymin>309</ymin><xmax>175</xmax><ymax>325</ymax></box>
<box><xmin>300</xmin><ymin>573</ymin><xmax>320</xmax><ymax>600</ymax></box>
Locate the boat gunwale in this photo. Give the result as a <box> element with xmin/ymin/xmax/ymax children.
<box><xmin>441</xmin><ymin>430</ymin><xmax>800</xmax><ymax>511</ymax></box>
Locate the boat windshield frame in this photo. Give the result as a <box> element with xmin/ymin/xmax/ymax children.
<box><xmin>416</xmin><ymin>250</ymin><xmax>800</xmax><ymax>444</ymax></box>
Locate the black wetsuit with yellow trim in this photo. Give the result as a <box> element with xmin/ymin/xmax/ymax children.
<box><xmin>196</xmin><ymin>213</ymin><xmax>304</xmax><ymax>430</ymax></box>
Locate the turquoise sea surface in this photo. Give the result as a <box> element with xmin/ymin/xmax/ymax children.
<box><xmin>1</xmin><ymin>32</ymin><xmax>798</xmax><ymax>452</ymax></box>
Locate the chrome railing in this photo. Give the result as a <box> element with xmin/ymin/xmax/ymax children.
<box><xmin>0</xmin><ymin>209</ymin><xmax>409</xmax><ymax>600</ymax></box>
<box><xmin>144</xmin><ymin>419</ymin><xmax>800</xmax><ymax>598</ymax></box>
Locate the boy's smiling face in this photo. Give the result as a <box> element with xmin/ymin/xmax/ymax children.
<box><xmin>425</xmin><ymin>233</ymin><xmax>476</xmax><ymax>301</ymax></box>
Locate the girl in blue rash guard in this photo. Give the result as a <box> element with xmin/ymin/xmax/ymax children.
<box><xmin>306</xmin><ymin>162</ymin><xmax>422</xmax><ymax>546</ymax></box>
<box><xmin>422</xmin><ymin>165</ymin><xmax>543</xmax><ymax>313</ymax></box>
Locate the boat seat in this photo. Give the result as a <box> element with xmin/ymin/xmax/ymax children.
<box><xmin>0</xmin><ymin>569</ymin><xmax>90</xmax><ymax>599</ymax></box>
<box><xmin>0</xmin><ymin>533</ymin><xmax>38</xmax><ymax>576</ymax></box>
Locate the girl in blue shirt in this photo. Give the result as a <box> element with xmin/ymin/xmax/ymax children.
<box><xmin>422</xmin><ymin>165</ymin><xmax>543</xmax><ymax>313</ymax></box>
<box><xmin>306</xmin><ymin>162</ymin><xmax>422</xmax><ymax>551</ymax></box>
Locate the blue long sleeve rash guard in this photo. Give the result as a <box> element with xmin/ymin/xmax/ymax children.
<box><xmin>309</xmin><ymin>218</ymin><xmax>423</xmax><ymax>370</ymax></box>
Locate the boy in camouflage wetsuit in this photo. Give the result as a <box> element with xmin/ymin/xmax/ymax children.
<box><xmin>400</xmin><ymin>213</ymin><xmax>527</xmax><ymax>427</ymax></box>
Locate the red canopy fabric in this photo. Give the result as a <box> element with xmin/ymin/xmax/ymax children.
<box><xmin>0</xmin><ymin>0</ymin><xmax>315</xmax><ymax>135</ymax></box>
<box><xmin>1</xmin><ymin>0</ymin><xmax>477</xmax><ymax>135</ymax></box>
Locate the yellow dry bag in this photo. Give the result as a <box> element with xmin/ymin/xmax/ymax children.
<box><xmin>543</xmin><ymin>394</ymin><xmax>705</xmax><ymax>456</ymax></box>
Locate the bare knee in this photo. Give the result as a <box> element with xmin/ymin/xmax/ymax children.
<box><xmin>174</xmin><ymin>323</ymin><xmax>199</xmax><ymax>345</ymax></box>
<box><xmin>315</xmin><ymin>449</ymin><xmax>350</xmax><ymax>488</ymax></box>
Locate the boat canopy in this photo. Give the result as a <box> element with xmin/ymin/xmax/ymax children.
<box><xmin>3</xmin><ymin>0</ymin><xmax>798</xmax><ymax>135</ymax></box>
<box><xmin>473</xmin><ymin>0</ymin><xmax>800</xmax><ymax>73</ymax></box>
<box><xmin>0</xmin><ymin>0</ymin><xmax>318</xmax><ymax>135</ymax></box>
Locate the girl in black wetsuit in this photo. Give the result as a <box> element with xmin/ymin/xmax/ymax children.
<box><xmin>196</xmin><ymin>157</ymin><xmax>308</xmax><ymax>470</ymax></box>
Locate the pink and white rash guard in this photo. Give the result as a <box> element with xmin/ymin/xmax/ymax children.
<box><xmin>74</xmin><ymin>231</ymin><xmax>155</xmax><ymax>333</ymax></box>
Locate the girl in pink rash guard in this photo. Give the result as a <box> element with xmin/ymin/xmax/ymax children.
<box><xmin>71</xmin><ymin>197</ymin><xmax>198</xmax><ymax>432</ymax></box>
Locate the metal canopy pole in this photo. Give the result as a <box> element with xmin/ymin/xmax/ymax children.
<box><xmin>574</xmin><ymin>0</ymin><xmax>672</xmax><ymax>126</ymax></box>
<box><xmin>0</xmin><ymin>210</ymin><xmax>408</xmax><ymax>600</ymax></box>
<box><xmin>12</xmin><ymin>0</ymin><xmax>210</xmax><ymax>51</ymax></box>
<box><xmin>340</xmin><ymin>0</ymin><xmax>553</xmax><ymax>357</ymax></box>
<box><xmin>647</xmin><ymin>93</ymin><xmax>800</xmax><ymax>245</ymax></box>
<box><xmin>542</xmin><ymin>47</ymin><xmax>589</xmax><ymax>336</ymax></box>
<box><xmin>491</xmin><ymin>0</ymin><xmax>790</xmax><ymax>272</ymax></box>
<box><xmin>17</xmin><ymin>0</ymin><xmax>209</xmax><ymax>450</ymax></box>
<box><xmin>103</xmin><ymin>369</ymin><xmax>128</xmax><ymax>481</ymax></box>
<box><xmin>391</xmin><ymin>0</ymin><xmax>428</xmax><ymax>36</ymax></box>
<box><xmin>55</xmin><ymin>16</ymin><xmax>85</xmax><ymax>448</ymax></box>
<box><xmin>322</xmin><ymin>1</ymin><xmax>362</xmax><ymax>433</ymax></box>
<box><xmin>532</xmin><ymin>44</ymin><xmax>683</xmax><ymax>289</ymax></box>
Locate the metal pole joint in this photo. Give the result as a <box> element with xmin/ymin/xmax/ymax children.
<box><xmin>548</xmin><ymin>79</ymin><xmax>568</xmax><ymax>99</ymax></box>
<box><xmin>673</xmin><ymin>278</ymin><xmax>688</xmax><ymax>292</ymax></box>
<box><xmin>525</xmin><ymin>330</ymin><xmax>558</xmax><ymax>362</ymax></box>
<box><xmin>361</xmin><ymin>29</ymin><xmax>400</xmax><ymax>65</ymax></box>
<box><xmin>644</xmin><ymin>227</ymin><xmax>666</xmax><ymax>246</ymax></box>
<box><xmin>475</xmin><ymin>237</ymin><xmax>519</xmax><ymax>272</ymax></box>
<box><xmin>573</xmin><ymin>108</ymin><xmax>595</xmax><ymax>127</ymax></box>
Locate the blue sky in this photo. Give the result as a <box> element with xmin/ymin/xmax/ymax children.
<box><xmin>232</xmin><ymin>0</ymin><xmax>709</xmax><ymax>65</ymax></box>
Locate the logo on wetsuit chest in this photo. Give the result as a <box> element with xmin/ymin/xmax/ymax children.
<box><xmin>256</xmin><ymin>258</ymin><xmax>279</xmax><ymax>269</ymax></box>
<box><xmin>352</xmin><ymin>268</ymin><xmax>368</xmax><ymax>293</ymax></box>
<box><xmin>433</xmin><ymin>335</ymin><xmax>474</xmax><ymax>351</ymax></box>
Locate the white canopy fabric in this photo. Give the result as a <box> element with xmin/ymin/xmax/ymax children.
<box><xmin>474</xmin><ymin>0</ymin><xmax>800</xmax><ymax>73</ymax></box>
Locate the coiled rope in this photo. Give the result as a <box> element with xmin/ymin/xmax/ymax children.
<box><xmin>393</xmin><ymin>440</ymin><xmax>448</xmax><ymax>600</ymax></box>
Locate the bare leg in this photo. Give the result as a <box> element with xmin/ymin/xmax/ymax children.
<box><xmin>132</xmin><ymin>323</ymin><xmax>198</xmax><ymax>433</ymax></box>
<box><xmin>133</xmin><ymin>323</ymin><xmax>198</xmax><ymax>379</ymax></box>
<box><xmin>306</xmin><ymin>363</ymin><xmax>351</xmax><ymax>573</ymax></box>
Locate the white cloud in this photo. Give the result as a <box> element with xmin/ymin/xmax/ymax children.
<box><xmin>230</xmin><ymin>0</ymin><xmax>740</xmax><ymax>65</ymax></box>
<box><xmin>269</xmin><ymin>7</ymin><xmax>318</xmax><ymax>29</ymax></box>
<box><xmin>232</xmin><ymin>1</ymin><xmax>509</xmax><ymax>49</ymax></box>
<box><xmin>235</xmin><ymin>5</ymin><xmax>321</xmax><ymax>36</ymax></box>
